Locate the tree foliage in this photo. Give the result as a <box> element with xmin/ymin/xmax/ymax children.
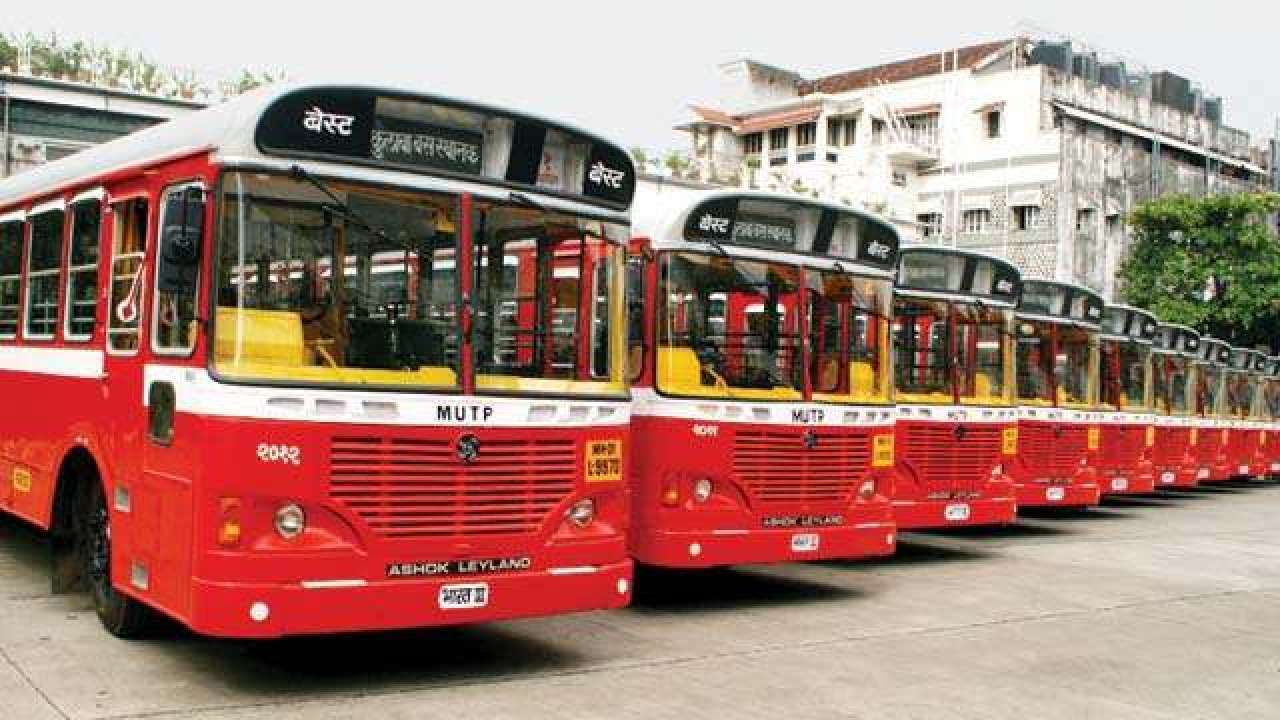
<box><xmin>0</xmin><ymin>31</ymin><xmax>281</xmax><ymax>100</ymax></box>
<box><xmin>1119</xmin><ymin>192</ymin><xmax>1280</xmax><ymax>351</ymax></box>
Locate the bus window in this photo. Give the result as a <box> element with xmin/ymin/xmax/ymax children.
<box><xmin>955</xmin><ymin>304</ymin><xmax>1011</xmax><ymax>404</ymax></box>
<box><xmin>1100</xmin><ymin>339</ymin><xmax>1150</xmax><ymax>411</ymax></box>
<box><xmin>1056</xmin><ymin>325</ymin><xmax>1094</xmax><ymax>407</ymax></box>
<box><xmin>893</xmin><ymin>297</ymin><xmax>952</xmax><ymax>401</ymax></box>
<box><xmin>1017</xmin><ymin>320</ymin><xmax>1054</xmax><ymax>406</ymax></box>
<box><xmin>808</xmin><ymin>269</ymin><xmax>891</xmax><ymax>403</ymax></box>
<box><xmin>215</xmin><ymin>172</ymin><xmax>459</xmax><ymax>389</ymax></box>
<box><xmin>66</xmin><ymin>200</ymin><xmax>102</xmax><ymax>342</ymax></box>
<box><xmin>472</xmin><ymin>202</ymin><xmax>627</xmax><ymax>394</ymax></box>
<box><xmin>154</xmin><ymin>185</ymin><xmax>206</xmax><ymax>354</ymax></box>
<box><xmin>25</xmin><ymin>209</ymin><xmax>65</xmax><ymax>340</ymax></box>
<box><xmin>0</xmin><ymin>221</ymin><xmax>21</xmax><ymax>339</ymax></box>
<box><xmin>108</xmin><ymin>198</ymin><xmax>149</xmax><ymax>353</ymax></box>
<box><xmin>625</xmin><ymin>254</ymin><xmax>645</xmax><ymax>381</ymax></box>
<box><xmin>656</xmin><ymin>253</ymin><xmax>802</xmax><ymax>399</ymax></box>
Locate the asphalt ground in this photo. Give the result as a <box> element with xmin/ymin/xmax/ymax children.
<box><xmin>2</xmin><ymin>480</ymin><xmax>1278</xmax><ymax>719</ymax></box>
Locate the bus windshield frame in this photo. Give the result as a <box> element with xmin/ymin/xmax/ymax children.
<box><xmin>1152</xmin><ymin>350</ymin><xmax>1193</xmax><ymax>416</ymax></box>
<box><xmin>1100</xmin><ymin>337</ymin><xmax>1151</xmax><ymax>412</ymax></box>
<box><xmin>210</xmin><ymin>170</ymin><xmax>628</xmax><ymax>397</ymax></box>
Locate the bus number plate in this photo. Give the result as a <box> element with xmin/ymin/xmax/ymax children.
<box><xmin>438</xmin><ymin>583</ymin><xmax>489</xmax><ymax>610</ymax></box>
<box><xmin>1196</xmin><ymin>468</ymin><xmax>1210</xmax><ymax>480</ymax></box>
<box><xmin>791</xmin><ymin>533</ymin><xmax>820</xmax><ymax>553</ymax></box>
<box><xmin>584</xmin><ymin>439</ymin><xmax>623</xmax><ymax>483</ymax></box>
<box><xmin>1045</xmin><ymin>487</ymin><xmax>1066</xmax><ymax>502</ymax></box>
<box><xmin>1111</xmin><ymin>477</ymin><xmax>1129</xmax><ymax>492</ymax></box>
<box><xmin>944</xmin><ymin>503</ymin><xmax>971</xmax><ymax>522</ymax></box>
<box><xmin>1159</xmin><ymin>471</ymin><xmax>1176</xmax><ymax>485</ymax></box>
<box><xmin>1271</xmin><ymin>462</ymin><xmax>1280</xmax><ymax>473</ymax></box>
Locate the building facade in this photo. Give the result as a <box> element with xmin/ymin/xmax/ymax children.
<box><xmin>679</xmin><ymin>38</ymin><xmax>1273</xmax><ymax>298</ymax></box>
<box><xmin>1</xmin><ymin>71</ymin><xmax>202</xmax><ymax>179</ymax></box>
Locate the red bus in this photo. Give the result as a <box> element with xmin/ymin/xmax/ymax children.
<box><xmin>1151</xmin><ymin>324</ymin><xmax>1200</xmax><ymax>488</ymax></box>
<box><xmin>0</xmin><ymin>84</ymin><xmax>638</xmax><ymax>638</ymax></box>
<box><xmin>627</xmin><ymin>192</ymin><xmax>899</xmax><ymax>567</ymax></box>
<box><xmin>1096</xmin><ymin>304</ymin><xmax>1159</xmax><ymax>495</ymax></box>
<box><xmin>1192</xmin><ymin>338</ymin><xmax>1233</xmax><ymax>483</ymax></box>
<box><xmin>892</xmin><ymin>247</ymin><xmax>1020</xmax><ymax>529</ymax></box>
<box><xmin>1008</xmin><ymin>280</ymin><xmax>1105</xmax><ymax>508</ymax></box>
<box><xmin>1222</xmin><ymin>347</ymin><xmax>1268</xmax><ymax>480</ymax></box>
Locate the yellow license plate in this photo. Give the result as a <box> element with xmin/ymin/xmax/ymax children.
<box><xmin>872</xmin><ymin>435</ymin><xmax>894</xmax><ymax>468</ymax></box>
<box><xmin>1146</xmin><ymin>426</ymin><xmax>1156</xmax><ymax>446</ymax></box>
<box><xmin>12</xmin><ymin>467</ymin><xmax>32</xmax><ymax>493</ymax></box>
<box><xmin>1190</xmin><ymin>428</ymin><xmax>1198</xmax><ymax>445</ymax></box>
<box><xmin>585</xmin><ymin>439</ymin><xmax>623</xmax><ymax>483</ymax></box>
<box><xmin>1087</xmin><ymin>427</ymin><xmax>1100</xmax><ymax>450</ymax></box>
<box><xmin>1002</xmin><ymin>427</ymin><xmax>1018</xmax><ymax>455</ymax></box>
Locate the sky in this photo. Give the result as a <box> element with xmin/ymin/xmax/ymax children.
<box><xmin>6</xmin><ymin>1</ymin><xmax>1279</xmax><ymax>154</ymax></box>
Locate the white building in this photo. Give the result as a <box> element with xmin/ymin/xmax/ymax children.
<box><xmin>679</xmin><ymin>38</ymin><xmax>1273</xmax><ymax>298</ymax></box>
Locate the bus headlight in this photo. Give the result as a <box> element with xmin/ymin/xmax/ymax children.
<box><xmin>273</xmin><ymin>503</ymin><xmax>306</xmax><ymax>540</ymax></box>
<box><xmin>568</xmin><ymin>498</ymin><xmax>596</xmax><ymax>527</ymax></box>
<box><xmin>693</xmin><ymin>478</ymin><xmax>713</xmax><ymax>503</ymax></box>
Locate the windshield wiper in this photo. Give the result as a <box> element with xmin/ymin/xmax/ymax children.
<box><xmin>289</xmin><ymin>164</ymin><xmax>392</xmax><ymax>245</ymax></box>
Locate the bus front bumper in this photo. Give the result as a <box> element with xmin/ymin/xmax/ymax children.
<box><xmin>1014</xmin><ymin>481</ymin><xmax>1101</xmax><ymax>508</ymax></box>
<box><xmin>630</xmin><ymin>522</ymin><xmax>897</xmax><ymax>569</ymax></box>
<box><xmin>1099</xmin><ymin>469</ymin><xmax>1156</xmax><ymax>496</ymax></box>
<box><xmin>187</xmin><ymin>559</ymin><xmax>633</xmax><ymax>638</ymax></box>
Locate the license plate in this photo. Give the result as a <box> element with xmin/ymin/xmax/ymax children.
<box><xmin>1238</xmin><ymin>465</ymin><xmax>1250</xmax><ymax>475</ymax></box>
<box><xmin>438</xmin><ymin>583</ymin><xmax>490</xmax><ymax>610</ymax></box>
<box><xmin>1111</xmin><ymin>477</ymin><xmax>1129</xmax><ymax>492</ymax></box>
<box><xmin>1271</xmin><ymin>462</ymin><xmax>1280</xmax><ymax>473</ymax></box>
<box><xmin>1196</xmin><ymin>468</ymin><xmax>1210</xmax><ymax>480</ymax></box>
<box><xmin>944</xmin><ymin>503</ymin><xmax>971</xmax><ymax>522</ymax></box>
<box><xmin>1159</xmin><ymin>471</ymin><xmax>1175</xmax><ymax>485</ymax></box>
<box><xmin>1046</xmin><ymin>487</ymin><xmax>1066</xmax><ymax>502</ymax></box>
<box><xmin>791</xmin><ymin>533</ymin><xmax>819</xmax><ymax>553</ymax></box>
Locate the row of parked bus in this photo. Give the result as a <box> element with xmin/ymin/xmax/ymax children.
<box><xmin>0</xmin><ymin>84</ymin><xmax>1276</xmax><ymax>640</ymax></box>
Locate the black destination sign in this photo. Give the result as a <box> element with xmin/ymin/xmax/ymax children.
<box><xmin>896</xmin><ymin>248</ymin><xmax>1021</xmax><ymax>303</ymax></box>
<box><xmin>370</xmin><ymin>115</ymin><xmax>483</xmax><ymax>175</ymax></box>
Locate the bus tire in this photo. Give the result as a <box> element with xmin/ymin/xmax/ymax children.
<box><xmin>73</xmin><ymin>477</ymin><xmax>153</xmax><ymax>638</ymax></box>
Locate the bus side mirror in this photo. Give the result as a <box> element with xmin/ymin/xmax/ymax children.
<box><xmin>157</xmin><ymin>187</ymin><xmax>206</xmax><ymax>295</ymax></box>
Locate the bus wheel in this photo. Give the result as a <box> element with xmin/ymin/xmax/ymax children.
<box><xmin>74</xmin><ymin>480</ymin><xmax>152</xmax><ymax>638</ymax></box>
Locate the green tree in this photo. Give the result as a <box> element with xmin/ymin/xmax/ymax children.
<box><xmin>1119</xmin><ymin>192</ymin><xmax>1280</xmax><ymax>351</ymax></box>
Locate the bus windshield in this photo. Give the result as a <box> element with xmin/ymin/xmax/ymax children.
<box><xmin>1056</xmin><ymin>325</ymin><xmax>1094</xmax><ymax>408</ymax></box>
<box><xmin>656</xmin><ymin>252</ymin><xmax>802</xmax><ymax>400</ymax></box>
<box><xmin>213</xmin><ymin>172</ymin><xmax>626</xmax><ymax>395</ymax></box>
<box><xmin>1266</xmin><ymin>379</ymin><xmax>1280</xmax><ymax>419</ymax></box>
<box><xmin>1100</xmin><ymin>339</ymin><xmax>1150</xmax><ymax>411</ymax></box>
<box><xmin>1224</xmin><ymin>371</ymin><xmax>1255</xmax><ymax>418</ymax></box>
<box><xmin>1153</xmin><ymin>353</ymin><xmax>1192</xmax><ymax>415</ymax></box>
<box><xmin>1016</xmin><ymin>319</ymin><xmax>1054</xmax><ymax>405</ymax></box>
<box><xmin>808</xmin><ymin>270</ymin><xmax>891</xmax><ymax>404</ymax></box>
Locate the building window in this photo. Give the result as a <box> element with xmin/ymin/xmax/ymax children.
<box><xmin>743</xmin><ymin>132</ymin><xmax>763</xmax><ymax>156</ymax></box>
<box><xmin>768</xmin><ymin>127</ymin><xmax>789</xmax><ymax>166</ymax></box>
<box><xmin>796</xmin><ymin>122</ymin><xmax>816</xmax><ymax>147</ymax></box>
<box><xmin>65</xmin><ymin>199</ymin><xmax>102</xmax><ymax>342</ymax></box>
<box><xmin>986</xmin><ymin>111</ymin><xmax>1002</xmax><ymax>138</ymax></box>
<box><xmin>871</xmin><ymin>118</ymin><xmax>886</xmax><ymax>144</ymax></box>
<box><xmin>891</xmin><ymin>171</ymin><xmax>908</xmax><ymax>187</ymax></box>
<box><xmin>962</xmin><ymin>209</ymin><xmax>991</xmax><ymax>235</ymax></box>
<box><xmin>25</xmin><ymin>209</ymin><xmax>65</xmax><ymax>340</ymax></box>
<box><xmin>0</xmin><ymin>221</ymin><xmax>22</xmax><ymax>339</ymax></box>
<box><xmin>826</xmin><ymin>117</ymin><xmax>842</xmax><ymax>146</ymax></box>
<box><xmin>904</xmin><ymin>113</ymin><xmax>940</xmax><ymax>148</ymax></box>
<box><xmin>841</xmin><ymin>117</ymin><xmax>857</xmax><ymax>145</ymax></box>
<box><xmin>917</xmin><ymin>213</ymin><xmax>943</xmax><ymax>239</ymax></box>
<box><xmin>1076</xmin><ymin>207</ymin><xmax>1096</xmax><ymax>232</ymax></box>
<box><xmin>1105</xmin><ymin>213</ymin><xmax>1121</xmax><ymax>235</ymax></box>
<box><xmin>1013</xmin><ymin>205</ymin><xmax>1042</xmax><ymax>231</ymax></box>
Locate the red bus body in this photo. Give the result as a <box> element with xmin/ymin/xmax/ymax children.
<box><xmin>891</xmin><ymin>247</ymin><xmax>1019</xmax><ymax>529</ymax></box>
<box><xmin>1261</xmin><ymin>360</ymin><xmax>1280</xmax><ymax>477</ymax></box>
<box><xmin>1008</xmin><ymin>281</ymin><xmax>1106</xmax><ymax>508</ymax></box>
<box><xmin>627</xmin><ymin>192</ymin><xmax>899</xmax><ymax>568</ymax></box>
<box><xmin>1150</xmin><ymin>325</ymin><xmax>1200</xmax><ymax>489</ymax></box>
<box><xmin>1095</xmin><ymin>305</ymin><xmax>1159</xmax><ymax>496</ymax></box>
<box><xmin>0</xmin><ymin>85</ymin><xmax>638</xmax><ymax>637</ymax></box>
<box><xmin>1189</xmin><ymin>338</ymin><xmax>1231</xmax><ymax>484</ymax></box>
<box><xmin>1220</xmin><ymin>348</ymin><xmax>1268</xmax><ymax>479</ymax></box>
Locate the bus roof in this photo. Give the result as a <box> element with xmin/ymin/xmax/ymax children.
<box><xmin>894</xmin><ymin>244</ymin><xmax>1021</xmax><ymax>307</ymax></box>
<box><xmin>1195</xmin><ymin>335</ymin><xmax>1231</xmax><ymax>365</ymax></box>
<box><xmin>637</xmin><ymin>189</ymin><xmax>900</xmax><ymax>274</ymax></box>
<box><xmin>1155</xmin><ymin>323</ymin><xmax>1200</xmax><ymax>357</ymax></box>
<box><xmin>1228</xmin><ymin>346</ymin><xmax>1268</xmax><ymax>373</ymax></box>
<box><xmin>1016</xmin><ymin>278</ymin><xmax>1105</xmax><ymax>329</ymax></box>
<box><xmin>1101</xmin><ymin>303</ymin><xmax>1159</xmax><ymax>343</ymax></box>
<box><xmin>0</xmin><ymin>83</ymin><xmax>636</xmax><ymax>214</ymax></box>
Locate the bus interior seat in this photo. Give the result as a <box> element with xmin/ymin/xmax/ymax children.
<box><xmin>974</xmin><ymin>372</ymin><xmax>994</xmax><ymax>399</ymax></box>
<box><xmin>658</xmin><ymin>346</ymin><xmax>704</xmax><ymax>388</ymax></box>
<box><xmin>850</xmin><ymin>361</ymin><xmax>875</xmax><ymax>396</ymax></box>
<box><xmin>214</xmin><ymin>307</ymin><xmax>307</xmax><ymax>366</ymax></box>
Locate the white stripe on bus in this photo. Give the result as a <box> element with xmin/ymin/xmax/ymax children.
<box><xmin>0</xmin><ymin>346</ymin><xmax>104</xmax><ymax>379</ymax></box>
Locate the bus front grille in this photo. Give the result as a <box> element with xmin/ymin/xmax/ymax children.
<box><xmin>732</xmin><ymin>430</ymin><xmax>870</xmax><ymax>505</ymax></box>
<box><xmin>899</xmin><ymin>423</ymin><xmax>1002</xmax><ymax>493</ymax></box>
<box><xmin>1101</xmin><ymin>424</ymin><xmax>1145</xmax><ymax>469</ymax></box>
<box><xmin>328</xmin><ymin>436</ymin><xmax>576</xmax><ymax>538</ymax></box>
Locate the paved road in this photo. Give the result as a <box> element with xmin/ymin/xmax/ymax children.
<box><xmin>2</xmin><ymin>481</ymin><xmax>1278</xmax><ymax>720</ymax></box>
